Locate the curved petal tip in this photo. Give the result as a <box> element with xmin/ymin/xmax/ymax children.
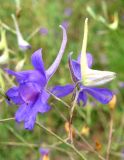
<box><xmin>59</xmin><ymin>25</ymin><xmax>64</xmax><ymax>29</ymax></box>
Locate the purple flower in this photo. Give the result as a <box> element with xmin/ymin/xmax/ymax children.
<box><xmin>39</xmin><ymin>148</ymin><xmax>49</xmax><ymax>160</ymax></box>
<box><xmin>118</xmin><ymin>81</ymin><xmax>124</xmax><ymax>88</ymax></box>
<box><xmin>5</xmin><ymin>25</ymin><xmax>67</xmax><ymax>130</ymax></box>
<box><xmin>39</xmin><ymin>27</ymin><xmax>48</xmax><ymax>36</ymax></box>
<box><xmin>52</xmin><ymin>53</ymin><xmax>113</xmax><ymax>106</ymax></box>
<box><xmin>64</xmin><ymin>8</ymin><xmax>72</xmax><ymax>17</ymax></box>
<box><xmin>61</xmin><ymin>20</ymin><xmax>69</xmax><ymax>30</ymax></box>
<box><xmin>121</xmin><ymin>149</ymin><xmax>124</xmax><ymax>160</ymax></box>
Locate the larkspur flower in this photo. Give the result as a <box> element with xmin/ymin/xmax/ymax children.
<box><xmin>39</xmin><ymin>148</ymin><xmax>49</xmax><ymax>160</ymax></box>
<box><xmin>52</xmin><ymin>53</ymin><xmax>114</xmax><ymax>106</ymax></box>
<box><xmin>12</xmin><ymin>14</ymin><xmax>31</xmax><ymax>51</ymax></box>
<box><xmin>52</xmin><ymin>19</ymin><xmax>115</xmax><ymax>106</ymax></box>
<box><xmin>5</xmin><ymin>25</ymin><xmax>67</xmax><ymax>130</ymax></box>
<box><xmin>61</xmin><ymin>20</ymin><xmax>69</xmax><ymax>30</ymax></box>
<box><xmin>39</xmin><ymin>27</ymin><xmax>48</xmax><ymax>36</ymax></box>
<box><xmin>118</xmin><ymin>81</ymin><xmax>124</xmax><ymax>88</ymax></box>
<box><xmin>64</xmin><ymin>8</ymin><xmax>72</xmax><ymax>17</ymax></box>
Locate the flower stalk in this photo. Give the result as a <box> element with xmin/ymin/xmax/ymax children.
<box><xmin>69</xmin><ymin>89</ymin><xmax>79</xmax><ymax>144</ymax></box>
<box><xmin>106</xmin><ymin>111</ymin><xmax>114</xmax><ymax>160</ymax></box>
<box><xmin>36</xmin><ymin>121</ymin><xmax>87</xmax><ymax>160</ymax></box>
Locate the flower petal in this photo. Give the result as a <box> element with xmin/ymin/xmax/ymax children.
<box><xmin>24</xmin><ymin>93</ymin><xmax>51</xmax><ymax>130</ymax></box>
<box><xmin>19</xmin><ymin>42</ymin><xmax>31</xmax><ymax>51</ymax></box>
<box><xmin>46</xmin><ymin>25</ymin><xmax>67</xmax><ymax>80</ymax></box>
<box><xmin>19</xmin><ymin>83</ymin><xmax>40</xmax><ymax>104</ymax></box>
<box><xmin>84</xmin><ymin>68</ymin><xmax>116</xmax><ymax>87</ymax></box>
<box><xmin>77</xmin><ymin>91</ymin><xmax>87</xmax><ymax>106</ymax></box>
<box><xmin>5</xmin><ymin>69</ymin><xmax>25</xmax><ymax>82</ymax></box>
<box><xmin>77</xmin><ymin>53</ymin><xmax>93</xmax><ymax>68</ymax></box>
<box><xmin>6</xmin><ymin>86</ymin><xmax>24</xmax><ymax>105</ymax></box>
<box><xmin>69</xmin><ymin>53</ymin><xmax>95</xmax><ymax>84</ymax></box>
<box><xmin>15</xmin><ymin>103</ymin><xmax>37</xmax><ymax>130</ymax></box>
<box><xmin>35</xmin><ymin>92</ymin><xmax>51</xmax><ymax>113</ymax></box>
<box><xmin>19</xmin><ymin>70</ymin><xmax>46</xmax><ymax>86</ymax></box>
<box><xmin>40</xmin><ymin>90</ymin><xmax>50</xmax><ymax>104</ymax></box>
<box><xmin>31</xmin><ymin>49</ymin><xmax>46</xmax><ymax>76</ymax></box>
<box><xmin>24</xmin><ymin>112</ymin><xmax>37</xmax><ymax>130</ymax></box>
<box><xmin>68</xmin><ymin>53</ymin><xmax>81</xmax><ymax>82</ymax></box>
<box><xmin>84</xmin><ymin>87</ymin><xmax>113</xmax><ymax>104</ymax></box>
<box><xmin>15</xmin><ymin>103</ymin><xmax>30</xmax><ymax>122</ymax></box>
<box><xmin>38</xmin><ymin>103</ymin><xmax>51</xmax><ymax>113</ymax></box>
<box><xmin>5</xmin><ymin>69</ymin><xmax>46</xmax><ymax>87</ymax></box>
<box><xmin>39</xmin><ymin>148</ymin><xmax>49</xmax><ymax>155</ymax></box>
<box><xmin>86</xmin><ymin>53</ymin><xmax>93</xmax><ymax>68</ymax></box>
<box><xmin>51</xmin><ymin>84</ymin><xmax>74</xmax><ymax>97</ymax></box>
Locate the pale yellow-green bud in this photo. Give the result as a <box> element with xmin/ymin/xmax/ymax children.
<box><xmin>108</xmin><ymin>94</ymin><xmax>116</xmax><ymax>110</ymax></box>
<box><xmin>0</xmin><ymin>28</ymin><xmax>7</xmax><ymax>50</ymax></box>
<box><xmin>0</xmin><ymin>49</ymin><xmax>9</xmax><ymax>65</ymax></box>
<box><xmin>15</xmin><ymin>59</ymin><xmax>25</xmax><ymax>71</ymax></box>
<box><xmin>42</xmin><ymin>155</ymin><xmax>50</xmax><ymax>160</ymax></box>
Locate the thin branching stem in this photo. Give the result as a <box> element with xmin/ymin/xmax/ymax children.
<box><xmin>0</xmin><ymin>117</ymin><xmax>14</xmax><ymax>122</ymax></box>
<box><xmin>27</xmin><ymin>27</ymin><xmax>41</xmax><ymax>40</ymax></box>
<box><xmin>0</xmin><ymin>141</ymin><xmax>74</xmax><ymax>159</ymax></box>
<box><xmin>36</xmin><ymin>121</ymin><xmax>87</xmax><ymax>160</ymax></box>
<box><xmin>0</xmin><ymin>21</ymin><xmax>16</xmax><ymax>34</ymax></box>
<box><xmin>106</xmin><ymin>111</ymin><xmax>114</xmax><ymax>160</ymax></box>
<box><xmin>6</xmin><ymin>125</ymin><xmax>34</xmax><ymax>149</ymax></box>
<box><xmin>52</xmin><ymin>102</ymin><xmax>105</xmax><ymax>160</ymax></box>
<box><xmin>69</xmin><ymin>89</ymin><xmax>79</xmax><ymax>144</ymax></box>
<box><xmin>0</xmin><ymin>118</ymin><xmax>75</xmax><ymax>158</ymax></box>
<box><xmin>75</xmin><ymin>130</ymin><xmax>105</xmax><ymax>160</ymax></box>
<box><xmin>0</xmin><ymin>141</ymin><xmax>38</xmax><ymax>147</ymax></box>
<box><xmin>46</xmin><ymin>89</ymin><xmax>70</xmax><ymax>109</ymax></box>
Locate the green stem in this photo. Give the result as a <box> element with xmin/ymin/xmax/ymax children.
<box><xmin>75</xmin><ymin>130</ymin><xmax>105</xmax><ymax>160</ymax></box>
<box><xmin>106</xmin><ymin>112</ymin><xmax>114</xmax><ymax>160</ymax></box>
<box><xmin>6</xmin><ymin>125</ymin><xmax>33</xmax><ymax>149</ymax></box>
<box><xmin>36</xmin><ymin>121</ymin><xmax>87</xmax><ymax>160</ymax></box>
<box><xmin>0</xmin><ymin>21</ymin><xmax>16</xmax><ymax>34</ymax></box>
<box><xmin>46</xmin><ymin>89</ymin><xmax>70</xmax><ymax>109</ymax></box>
<box><xmin>27</xmin><ymin>27</ymin><xmax>40</xmax><ymax>41</ymax></box>
<box><xmin>53</xmin><ymin>99</ymin><xmax>105</xmax><ymax>160</ymax></box>
<box><xmin>0</xmin><ymin>117</ymin><xmax>14</xmax><ymax>122</ymax></box>
<box><xmin>0</xmin><ymin>141</ymin><xmax>38</xmax><ymax>148</ymax></box>
<box><xmin>70</xmin><ymin>90</ymin><xmax>79</xmax><ymax>122</ymax></box>
<box><xmin>0</xmin><ymin>141</ymin><xmax>73</xmax><ymax>158</ymax></box>
<box><xmin>69</xmin><ymin>90</ymin><xmax>79</xmax><ymax>143</ymax></box>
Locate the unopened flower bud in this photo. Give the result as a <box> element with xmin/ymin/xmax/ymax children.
<box><xmin>81</xmin><ymin>125</ymin><xmax>90</xmax><ymax>136</ymax></box>
<box><xmin>108</xmin><ymin>94</ymin><xmax>116</xmax><ymax>110</ymax></box>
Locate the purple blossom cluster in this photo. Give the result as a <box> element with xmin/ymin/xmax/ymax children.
<box><xmin>5</xmin><ymin>24</ymin><xmax>115</xmax><ymax>130</ymax></box>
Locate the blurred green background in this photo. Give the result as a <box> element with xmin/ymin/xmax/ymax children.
<box><xmin>0</xmin><ymin>0</ymin><xmax>124</xmax><ymax>159</ymax></box>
